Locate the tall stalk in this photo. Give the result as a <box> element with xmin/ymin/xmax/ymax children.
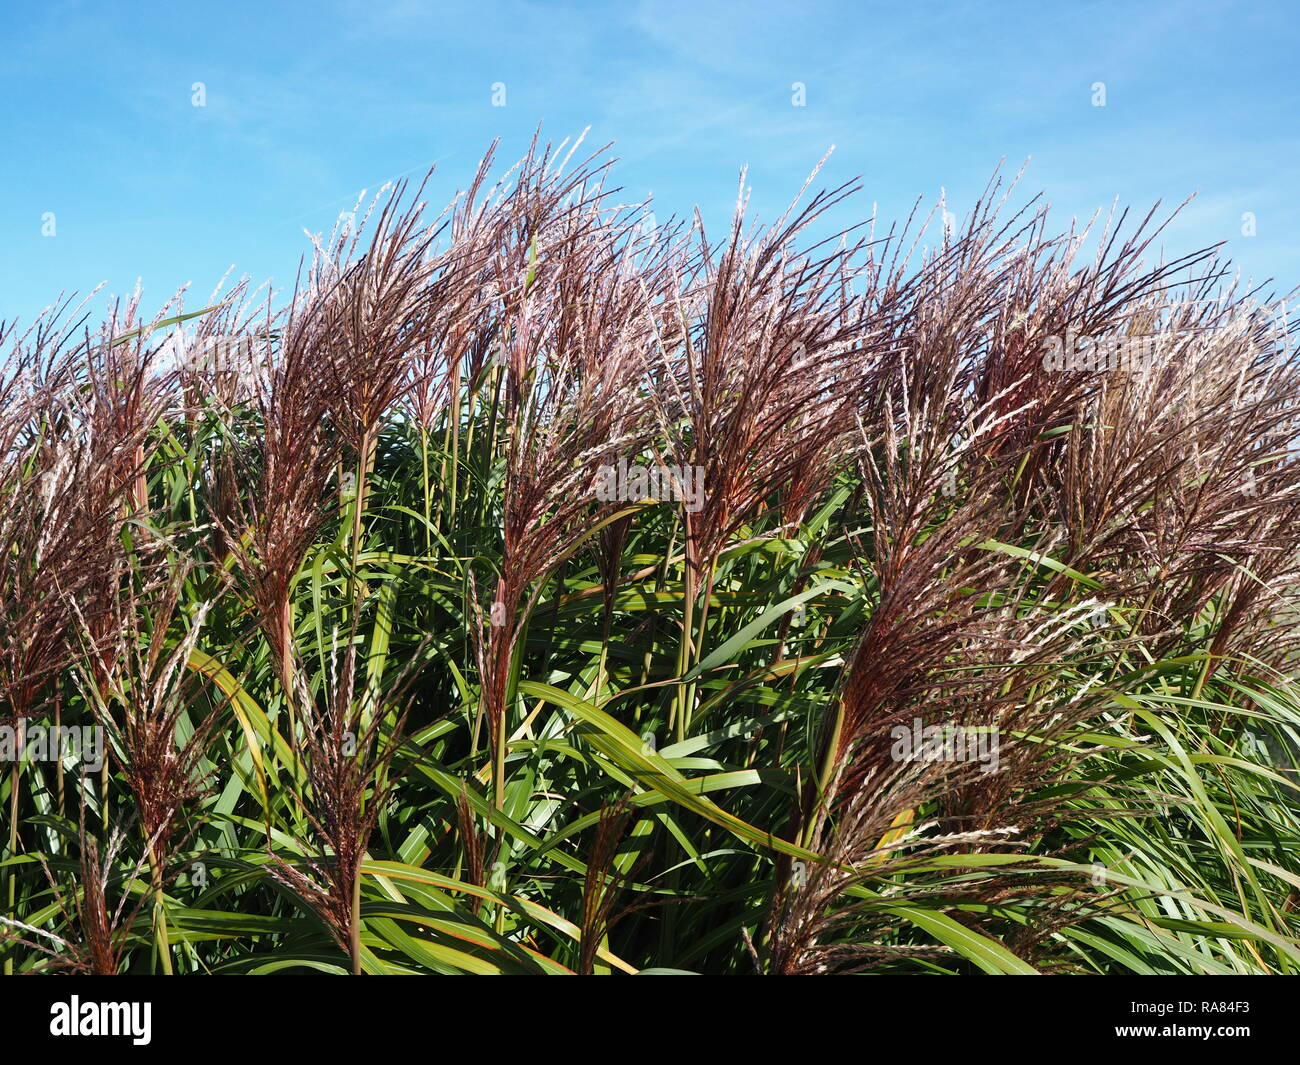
<box><xmin>4</xmin><ymin>758</ymin><xmax>18</xmax><ymax>976</ymax></box>
<box><xmin>148</xmin><ymin>848</ymin><xmax>173</xmax><ymax>975</ymax></box>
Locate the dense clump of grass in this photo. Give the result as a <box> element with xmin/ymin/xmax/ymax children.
<box><xmin>3</xmin><ymin>136</ymin><xmax>1300</xmax><ymax>974</ymax></box>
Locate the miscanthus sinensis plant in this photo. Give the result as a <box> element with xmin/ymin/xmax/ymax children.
<box><xmin>3</xmin><ymin>136</ymin><xmax>1300</xmax><ymax>975</ymax></box>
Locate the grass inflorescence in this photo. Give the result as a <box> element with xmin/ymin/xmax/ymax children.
<box><xmin>3</xmin><ymin>136</ymin><xmax>1300</xmax><ymax>975</ymax></box>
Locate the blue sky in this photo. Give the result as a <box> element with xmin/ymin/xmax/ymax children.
<box><xmin>3</xmin><ymin>0</ymin><xmax>1296</xmax><ymax>326</ymax></box>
